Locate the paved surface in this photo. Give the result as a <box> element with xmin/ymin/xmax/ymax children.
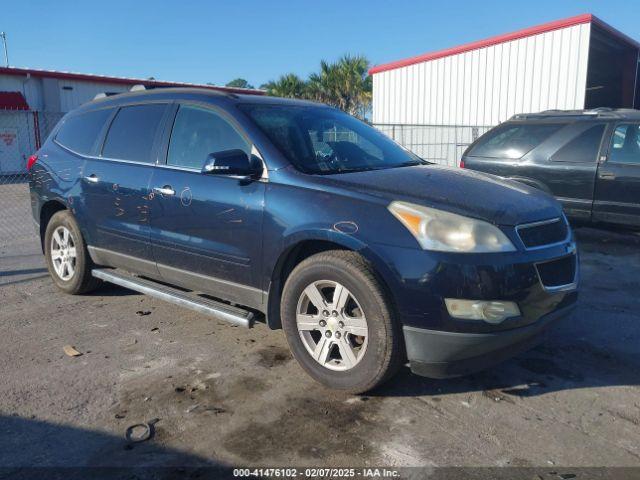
<box><xmin>0</xmin><ymin>184</ymin><xmax>639</xmax><ymax>469</ymax></box>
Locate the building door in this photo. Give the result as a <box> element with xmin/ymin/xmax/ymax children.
<box><xmin>0</xmin><ymin>126</ymin><xmax>21</xmax><ymax>174</ymax></box>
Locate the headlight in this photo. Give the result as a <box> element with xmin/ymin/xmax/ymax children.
<box><xmin>388</xmin><ymin>201</ymin><xmax>516</xmax><ymax>253</ymax></box>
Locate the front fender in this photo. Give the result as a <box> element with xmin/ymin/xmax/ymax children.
<box><xmin>280</xmin><ymin>227</ymin><xmax>367</xmax><ymax>253</ymax></box>
<box><xmin>277</xmin><ymin>227</ymin><xmax>400</xmax><ymax>287</ymax></box>
<box><xmin>263</xmin><ymin>228</ymin><xmax>402</xmax><ymax>329</ymax></box>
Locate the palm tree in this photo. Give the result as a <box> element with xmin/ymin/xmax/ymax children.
<box><xmin>225</xmin><ymin>78</ymin><xmax>254</xmax><ymax>89</ymax></box>
<box><xmin>261</xmin><ymin>56</ymin><xmax>372</xmax><ymax>119</ymax></box>
<box><xmin>261</xmin><ymin>74</ymin><xmax>307</xmax><ymax>98</ymax></box>
<box><xmin>306</xmin><ymin>55</ymin><xmax>372</xmax><ymax>119</ymax></box>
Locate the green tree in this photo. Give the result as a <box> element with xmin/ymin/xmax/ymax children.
<box><xmin>260</xmin><ymin>55</ymin><xmax>372</xmax><ymax>119</ymax></box>
<box><xmin>225</xmin><ymin>78</ymin><xmax>254</xmax><ymax>89</ymax></box>
<box><xmin>306</xmin><ymin>55</ymin><xmax>372</xmax><ymax>119</ymax></box>
<box><xmin>261</xmin><ymin>73</ymin><xmax>307</xmax><ymax>98</ymax></box>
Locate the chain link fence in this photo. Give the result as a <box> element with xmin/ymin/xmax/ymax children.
<box><xmin>0</xmin><ymin>111</ymin><xmax>64</xmax><ymax>258</ymax></box>
<box><xmin>373</xmin><ymin>123</ymin><xmax>493</xmax><ymax>167</ymax></box>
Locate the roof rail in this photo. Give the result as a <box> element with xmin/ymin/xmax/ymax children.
<box><xmin>127</xmin><ymin>83</ymin><xmax>240</xmax><ymax>98</ymax></box>
<box><xmin>510</xmin><ymin>108</ymin><xmax>640</xmax><ymax>121</ymax></box>
<box><xmin>93</xmin><ymin>91</ymin><xmax>122</xmax><ymax>100</ymax></box>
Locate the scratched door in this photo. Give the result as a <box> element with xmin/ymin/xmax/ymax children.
<box><xmin>80</xmin><ymin>103</ymin><xmax>168</xmax><ymax>274</ymax></box>
<box><xmin>148</xmin><ymin>104</ymin><xmax>265</xmax><ymax>298</ymax></box>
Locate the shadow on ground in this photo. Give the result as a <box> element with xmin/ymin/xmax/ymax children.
<box><xmin>0</xmin><ymin>415</ymin><xmax>231</xmax><ymax>479</ymax></box>
<box><xmin>0</xmin><ymin>267</ymin><xmax>47</xmax><ymax>278</ymax></box>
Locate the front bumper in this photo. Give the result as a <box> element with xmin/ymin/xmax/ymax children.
<box><xmin>368</xmin><ymin>236</ymin><xmax>579</xmax><ymax>334</ymax></box>
<box><xmin>403</xmin><ymin>302</ymin><xmax>575</xmax><ymax>378</ymax></box>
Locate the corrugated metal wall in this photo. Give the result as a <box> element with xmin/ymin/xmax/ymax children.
<box><xmin>0</xmin><ymin>75</ymin><xmax>129</xmax><ymax>112</ymax></box>
<box><xmin>57</xmin><ymin>79</ymin><xmax>129</xmax><ymax>112</ymax></box>
<box><xmin>372</xmin><ymin>22</ymin><xmax>592</xmax><ymax>126</ymax></box>
<box><xmin>0</xmin><ymin>75</ymin><xmax>44</xmax><ymax>110</ymax></box>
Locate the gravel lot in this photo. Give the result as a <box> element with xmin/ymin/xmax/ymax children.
<box><xmin>1</xmin><ymin>182</ymin><xmax>639</xmax><ymax>472</ymax></box>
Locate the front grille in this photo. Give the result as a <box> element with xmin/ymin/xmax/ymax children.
<box><xmin>517</xmin><ymin>218</ymin><xmax>568</xmax><ymax>249</ymax></box>
<box><xmin>536</xmin><ymin>255</ymin><xmax>576</xmax><ymax>288</ymax></box>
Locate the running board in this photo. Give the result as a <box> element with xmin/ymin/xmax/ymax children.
<box><xmin>92</xmin><ymin>268</ymin><xmax>254</xmax><ymax>327</ymax></box>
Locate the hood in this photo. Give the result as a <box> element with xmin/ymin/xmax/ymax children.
<box><xmin>319</xmin><ymin>164</ymin><xmax>562</xmax><ymax>226</ymax></box>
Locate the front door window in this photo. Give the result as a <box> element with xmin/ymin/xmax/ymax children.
<box><xmin>167</xmin><ymin>105</ymin><xmax>250</xmax><ymax>169</ymax></box>
<box><xmin>609</xmin><ymin>124</ymin><xmax>640</xmax><ymax>164</ymax></box>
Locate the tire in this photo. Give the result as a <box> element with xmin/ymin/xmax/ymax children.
<box><xmin>44</xmin><ymin>210</ymin><xmax>102</xmax><ymax>294</ymax></box>
<box><xmin>281</xmin><ymin>250</ymin><xmax>403</xmax><ymax>393</ymax></box>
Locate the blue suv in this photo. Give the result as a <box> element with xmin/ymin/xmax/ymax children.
<box><xmin>28</xmin><ymin>88</ymin><xmax>578</xmax><ymax>393</ymax></box>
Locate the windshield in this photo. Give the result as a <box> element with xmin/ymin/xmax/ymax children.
<box><xmin>240</xmin><ymin>104</ymin><xmax>424</xmax><ymax>174</ymax></box>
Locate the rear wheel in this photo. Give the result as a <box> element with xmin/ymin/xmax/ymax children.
<box><xmin>44</xmin><ymin>210</ymin><xmax>101</xmax><ymax>294</ymax></box>
<box><xmin>281</xmin><ymin>250</ymin><xmax>403</xmax><ymax>393</ymax></box>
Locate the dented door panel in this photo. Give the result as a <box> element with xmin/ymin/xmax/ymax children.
<box><xmin>79</xmin><ymin>158</ymin><xmax>156</xmax><ymax>264</ymax></box>
<box><xmin>148</xmin><ymin>167</ymin><xmax>265</xmax><ymax>302</ymax></box>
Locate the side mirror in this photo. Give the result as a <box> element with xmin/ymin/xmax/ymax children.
<box><xmin>202</xmin><ymin>149</ymin><xmax>262</xmax><ymax>178</ymax></box>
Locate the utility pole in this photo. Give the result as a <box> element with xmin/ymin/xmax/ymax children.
<box><xmin>0</xmin><ymin>32</ymin><xmax>8</xmax><ymax>67</ymax></box>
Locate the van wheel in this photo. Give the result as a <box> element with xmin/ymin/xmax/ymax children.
<box><xmin>281</xmin><ymin>250</ymin><xmax>403</xmax><ymax>393</ymax></box>
<box><xmin>44</xmin><ymin>210</ymin><xmax>102</xmax><ymax>294</ymax></box>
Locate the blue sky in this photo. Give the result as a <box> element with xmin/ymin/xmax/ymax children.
<box><xmin>3</xmin><ymin>0</ymin><xmax>639</xmax><ymax>88</ymax></box>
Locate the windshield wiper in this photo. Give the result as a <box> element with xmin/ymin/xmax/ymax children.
<box><xmin>389</xmin><ymin>160</ymin><xmax>428</xmax><ymax>169</ymax></box>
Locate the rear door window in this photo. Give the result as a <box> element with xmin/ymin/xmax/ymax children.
<box><xmin>467</xmin><ymin>123</ymin><xmax>564</xmax><ymax>159</ymax></box>
<box><xmin>167</xmin><ymin>105</ymin><xmax>250</xmax><ymax>169</ymax></box>
<box><xmin>102</xmin><ymin>104</ymin><xmax>167</xmax><ymax>163</ymax></box>
<box><xmin>609</xmin><ymin>124</ymin><xmax>640</xmax><ymax>164</ymax></box>
<box><xmin>55</xmin><ymin>108</ymin><xmax>113</xmax><ymax>155</ymax></box>
<box><xmin>551</xmin><ymin>125</ymin><xmax>606</xmax><ymax>163</ymax></box>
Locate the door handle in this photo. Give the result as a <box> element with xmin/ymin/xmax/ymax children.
<box><xmin>153</xmin><ymin>185</ymin><xmax>176</xmax><ymax>196</ymax></box>
<box><xmin>599</xmin><ymin>172</ymin><xmax>616</xmax><ymax>180</ymax></box>
<box><xmin>84</xmin><ymin>174</ymin><xmax>99</xmax><ymax>183</ymax></box>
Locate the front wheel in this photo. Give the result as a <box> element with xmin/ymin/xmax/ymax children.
<box><xmin>281</xmin><ymin>250</ymin><xmax>403</xmax><ymax>393</ymax></box>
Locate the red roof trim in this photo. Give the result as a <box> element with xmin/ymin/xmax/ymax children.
<box><xmin>369</xmin><ymin>13</ymin><xmax>639</xmax><ymax>75</ymax></box>
<box><xmin>0</xmin><ymin>66</ymin><xmax>265</xmax><ymax>95</ymax></box>
<box><xmin>0</xmin><ymin>91</ymin><xmax>30</xmax><ymax>110</ymax></box>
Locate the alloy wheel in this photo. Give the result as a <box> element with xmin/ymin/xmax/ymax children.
<box><xmin>50</xmin><ymin>226</ymin><xmax>77</xmax><ymax>281</ymax></box>
<box><xmin>296</xmin><ymin>280</ymin><xmax>369</xmax><ymax>371</ymax></box>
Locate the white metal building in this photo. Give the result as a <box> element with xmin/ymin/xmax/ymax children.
<box><xmin>0</xmin><ymin>67</ymin><xmax>263</xmax><ymax>174</ymax></box>
<box><xmin>370</xmin><ymin>14</ymin><xmax>640</xmax><ymax>165</ymax></box>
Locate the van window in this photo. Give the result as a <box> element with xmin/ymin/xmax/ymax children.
<box><xmin>102</xmin><ymin>104</ymin><xmax>167</xmax><ymax>163</ymax></box>
<box><xmin>551</xmin><ymin>125</ymin><xmax>605</xmax><ymax>163</ymax></box>
<box><xmin>467</xmin><ymin>123</ymin><xmax>564</xmax><ymax>159</ymax></box>
<box><xmin>609</xmin><ymin>124</ymin><xmax>640</xmax><ymax>164</ymax></box>
<box><xmin>55</xmin><ymin>108</ymin><xmax>113</xmax><ymax>155</ymax></box>
<box><xmin>167</xmin><ymin>105</ymin><xmax>250</xmax><ymax>169</ymax></box>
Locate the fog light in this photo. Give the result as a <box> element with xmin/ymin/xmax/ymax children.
<box><xmin>444</xmin><ymin>299</ymin><xmax>520</xmax><ymax>324</ymax></box>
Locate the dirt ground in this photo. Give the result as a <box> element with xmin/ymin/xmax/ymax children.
<box><xmin>1</xmin><ymin>182</ymin><xmax>639</xmax><ymax>472</ymax></box>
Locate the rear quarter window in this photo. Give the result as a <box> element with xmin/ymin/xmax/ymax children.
<box><xmin>55</xmin><ymin>108</ymin><xmax>113</xmax><ymax>155</ymax></box>
<box><xmin>467</xmin><ymin>123</ymin><xmax>565</xmax><ymax>159</ymax></box>
<box><xmin>550</xmin><ymin>124</ymin><xmax>605</xmax><ymax>163</ymax></box>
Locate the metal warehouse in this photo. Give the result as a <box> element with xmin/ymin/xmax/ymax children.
<box><xmin>0</xmin><ymin>68</ymin><xmax>262</xmax><ymax>175</ymax></box>
<box><xmin>370</xmin><ymin>14</ymin><xmax>640</xmax><ymax>166</ymax></box>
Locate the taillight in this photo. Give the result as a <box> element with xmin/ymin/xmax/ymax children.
<box><xmin>459</xmin><ymin>159</ymin><xmax>465</xmax><ymax>169</ymax></box>
<box><xmin>27</xmin><ymin>154</ymin><xmax>38</xmax><ymax>170</ymax></box>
